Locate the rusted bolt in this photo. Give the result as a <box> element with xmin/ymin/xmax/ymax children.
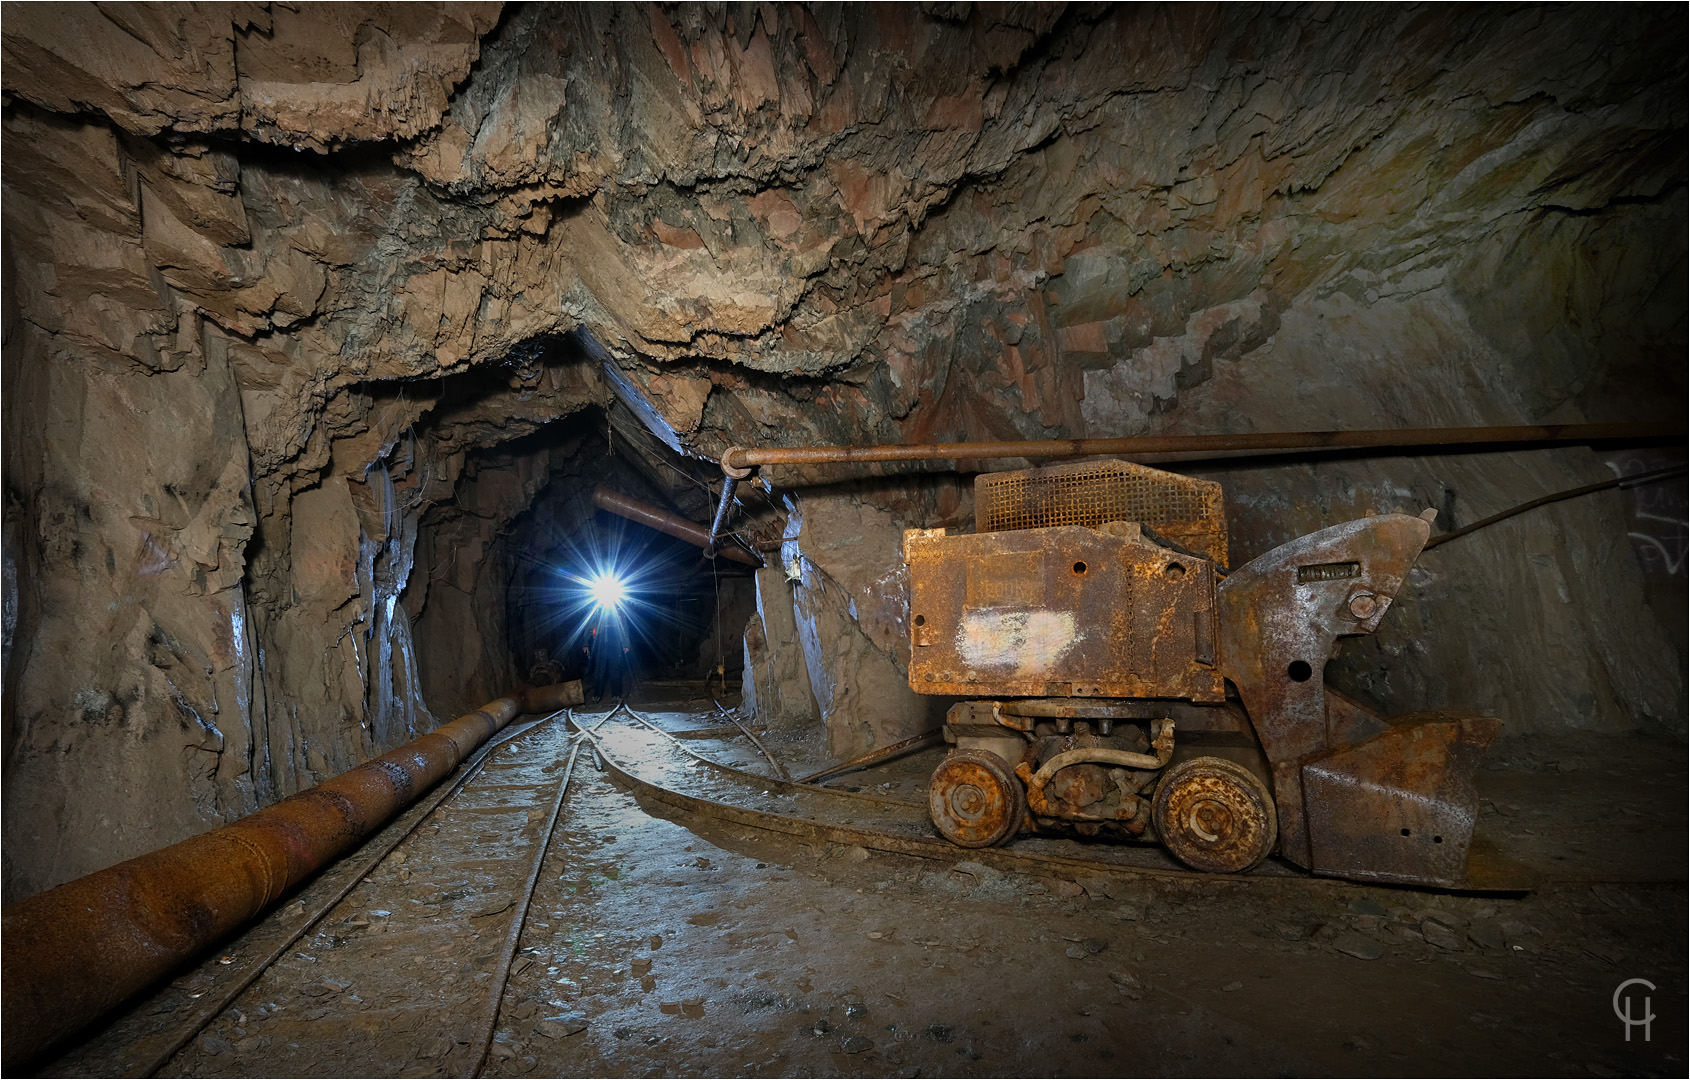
<box><xmin>953</xmin><ymin>784</ymin><xmax>985</xmax><ymax>817</ymax></box>
<box><xmin>1348</xmin><ymin>591</ymin><xmax>1381</xmax><ymax>620</ymax></box>
<box><xmin>1190</xmin><ymin>799</ymin><xmax>1234</xmax><ymax>842</ymax></box>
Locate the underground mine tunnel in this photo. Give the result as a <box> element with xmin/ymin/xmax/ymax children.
<box><xmin>1</xmin><ymin>3</ymin><xmax>1686</xmax><ymax>1077</ymax></box>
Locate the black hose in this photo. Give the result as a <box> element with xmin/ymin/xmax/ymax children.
<box><xmin>1422</xmin><ymin>464</ymin><xmax>1685</xmax><ymax>550</ymax></box>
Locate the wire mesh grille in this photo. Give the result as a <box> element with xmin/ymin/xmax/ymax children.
<box><xmin>975</xmin><ymin>458</ymin><xmax>1229</xmax><ymax>565</ymax></box>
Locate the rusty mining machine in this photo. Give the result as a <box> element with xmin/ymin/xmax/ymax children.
<box><xmin>712</xmin><ymin>423</ymin><xmax>1673</xmax><ymax>887</ymax></box>
<box><xmin>902</xmin><ymin>457</ymin><xmax>1499</xmax><ymax>888</ymax></box>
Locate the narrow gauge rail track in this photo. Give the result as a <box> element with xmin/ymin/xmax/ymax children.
<box><xmin>578</xmin><ymin>708</ymin><xmax>1530</xmax><ymax>897</ymax></box>
<box><xmin>45</xmin><ymin>702</ymin><xmax>1534</xmax><ymax>1078</ymax></box>
<box><xmin>44</xmin><ymin>706</ymin><xmax>617</xmax><ymax>1080</ymax></box>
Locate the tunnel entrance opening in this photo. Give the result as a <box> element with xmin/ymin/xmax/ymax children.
<box><xmin>402</xmin><ymin>399</ymin><xmax>765</xmax><ymax>720</ymax></box>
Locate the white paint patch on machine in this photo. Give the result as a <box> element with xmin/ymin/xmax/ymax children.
<box><xmin>957</xmin><ymin>610</ymin><xmax>1080</xmax><ymax>674</ymax></box>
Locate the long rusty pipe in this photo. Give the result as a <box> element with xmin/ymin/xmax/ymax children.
<box><xmin>591</xmin><ymin>485</ymin><xmax>761</xmax><ymax>567</ymax></box>
<box><xmin>0</xmin><ymin>680</ymin><xmax>583</xmax><ymax>1071</ymax></box>
<box><xmin>718</xmin><ymin>422</ymin><xmax>1681</xmax><ymax>473</ymax></box>
<box><xmin>707</xmin><ymin>422</ymin><xmax>1681</xmax><ymax>562</ymax></box>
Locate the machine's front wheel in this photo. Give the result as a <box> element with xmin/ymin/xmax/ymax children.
<box><xmin>1152</xmin><ymin>756</ymin><xmax>1277</xmax><ymax>873</ymax></box>
<box><xmin>928</xmin><ymin>750</ymin><xmax>1025</xmax><ymax>848</ymax></box>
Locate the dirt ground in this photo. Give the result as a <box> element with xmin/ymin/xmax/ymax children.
<box><xmin>44</xmin><ymin>686</ymin><xmax>1689</xmax><ymax>1079</ymax></box>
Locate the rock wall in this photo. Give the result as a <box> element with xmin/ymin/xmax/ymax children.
<box><xmin>2</xmin><ymin>3</ymin><xmax>1683</xmax><ymax>899</ymax></box>
<box><xmin>743</xmin><ymin>566</ymin><xmax>819</xmax><ymax>730</ymax></box>
<box><xmin>775</xmin><ymin>481</ymin><xmax>972</xmax><ymax>756</ymax></box>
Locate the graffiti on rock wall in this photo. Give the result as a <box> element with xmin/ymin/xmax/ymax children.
<box><xmin>1605</xmin><ymin>452</ymin><xmax>1689</xmax><ymax>577</ymax></box>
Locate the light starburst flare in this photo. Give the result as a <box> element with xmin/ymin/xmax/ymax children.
<box><xmin>585</xmin><ymin>570</ymin><xmax>628</xmax><ymax>613</ymax></box>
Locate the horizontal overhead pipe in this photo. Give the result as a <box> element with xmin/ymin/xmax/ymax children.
<box><xmin>718</xmin><ymin>422</ymin><xmax>1683</xmax><ymax>474</ymax></box>
<box><xmin>592</xmin><ymin>484</ymin><xmax>761</xmax><ymax>567</ymax></box>
<box><xmin>0</xmin><ymin>680</ymin><xmax>584</xmax><ymax>1072</ymax></box>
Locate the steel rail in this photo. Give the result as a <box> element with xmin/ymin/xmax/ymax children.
<box><xmin>585</xmin><ymin>709</ymin><xmax>1536</xmax><ymax>895</ymax></box>
<box><xmin>132</xmin><ymin>710</ymin><xmax>575</xmax><ymax>1079</ymax></box>
<box><xmin>609</xmin><ymin>708</ymin><xmax>923</xmax><ymax>808</ymax></box>
<box><xmin>796</xmin><ymin>727</ymin><xmax>945</xmax><ymax>785</ymax></box>
<box><xmin>711</xmin><ymin>698</ymin><xmax>790</xmax><ymax>780</ymax></box>
<box><xmin>467</xmin><ymin>724</ymin><xmax>589</xmax><ymax>1078</ymax></box>
<box><xmin>2</xmin><ymin>681</ymin><xmax>584</xmax><ymax>1072</ymax></box>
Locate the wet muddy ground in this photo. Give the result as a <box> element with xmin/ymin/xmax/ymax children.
<box><xmin>44</xmin><ymin>687</ymin><xmax>1688</xmax><ymax>1078</ymax></box>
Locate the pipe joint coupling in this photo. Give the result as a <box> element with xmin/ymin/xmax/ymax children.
<box><xmin>720</xmin><ymin>447</ymin><xmax>754</xmax><ymax>480</ymax></box>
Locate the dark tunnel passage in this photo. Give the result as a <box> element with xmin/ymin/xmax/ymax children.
<box><xmin>388</xmin><ymin>345</ymin><xmax>776</xmax><ymax>721</ymax></box>
<box><xmin>493</xmin><ymin>418</ymin><xmax>763</xmax><ymax>701</ymax></box>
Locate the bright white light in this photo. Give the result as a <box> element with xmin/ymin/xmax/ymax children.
<box><xmin>586</xmin><ymin>571</ymin><xmax>628</xmax><ymax>612</ymax></box>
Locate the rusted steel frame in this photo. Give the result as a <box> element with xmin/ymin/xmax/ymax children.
<box><xmin>1301</xmin><ymin>712</ymin><xmax>1501</xmax><ymax>888</ymax></box>
<box><xmin>720</xmin><ymin>423</ymin><xmax>1679</xmax><ymax>473</ymax></box>
<box><xmin>468</xmin><ymin>732</ymin><xmax>587</xmax><ymax>1079</ymax></box>
<box><xmin>597</xmin><ymin>709</ymin><xmax>1534</xmax><ymax>891</ymax></box>
<box><xmin>131</xmin><ymin>710</ymin><xmax>571</xmax><ymax>1079</ymax></box>
<box><xmin>1215</xmin><ymin>513</ymin><xmax>1504</xmax><ymax>887</ymax></box>
<box><xmin>1</xmin><ymin>681</ymin><xmax>585</xmax><ymax>1073</ymax></box>
<box><xmin>796</xmin><ymin>728</ymin><xmax>945</xmax><ymax>784</ymax></box>
<box><xmin>712</xmin><ymin>698</ymin><xmax>790</xmax><ymax>781</ymax></box>
<box><xmin>975</xmin><ymin>458</ymin><xmax>1229</xmax><ymax>565</ymax></box>
<box><xmin>591</xmin><ymin>485</ymin><xmax>760</xmax><ymax>567</ymax></box>
<box><xmin>1000</xmin><ymin>699</ymin><xmax>1164</xmax><ymax>717</ymax></box>
<box><xmin>1422</xmin><ymin>463</ymin><xmax>1687</xmax><ymax>551</ymax></box>
<box><xmin>1216</xmin><ymin>516</ymin><xmax>1430</xmax><ymax>869</ymax></box>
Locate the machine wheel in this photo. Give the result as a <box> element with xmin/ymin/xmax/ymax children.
<box><xmin>928</xmin><ymin>750</ymin><xmax>1025</xmax><ymax>848</ymax></box>
<box><xmin>1152</xmin><ymin>756</ymin><xmax>1277</xmax><ymax>873</ymax></box>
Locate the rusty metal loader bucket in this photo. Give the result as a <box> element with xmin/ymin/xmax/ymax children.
<box><xmin>1302</xmin><ymin>710</ymin><xmax>1502</xmax><ymax>887</ymax></box>
<box><xmin>1217</xmin><ymin>512</ymin><xmax>1504</xmax><ymax>889</ymax></box>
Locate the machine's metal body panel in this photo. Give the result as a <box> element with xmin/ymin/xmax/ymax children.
<box><xmin>906</xmin><ymin>523</ymin><xmax>1223</xmax><ymax>702</ymax></box>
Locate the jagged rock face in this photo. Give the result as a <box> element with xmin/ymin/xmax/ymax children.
<box><xmin>1</xmin><ymin>4</ymin><xmax>1683</xmax><ymax>899</ymax></box>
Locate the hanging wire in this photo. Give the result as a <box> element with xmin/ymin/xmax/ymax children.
<box><xmin>711</xmin><ymin>546</ymin><xmax>725</xmax><ymax>695</ymax></box>
<box><xmin>1422</xmin><ymin>463</ymin><xmax>1686</xmax><ymax>550</ymax></box>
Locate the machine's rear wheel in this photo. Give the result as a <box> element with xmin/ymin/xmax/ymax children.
<box><xmin>928</xmin><ymin>750</ymin><xmax>1025</xmax><ymax>848</ymax></box>
<box><xmin>1152</xmin><ymin>756</ymin><xmax>1277</xmax><ymax>873</ymax></box>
